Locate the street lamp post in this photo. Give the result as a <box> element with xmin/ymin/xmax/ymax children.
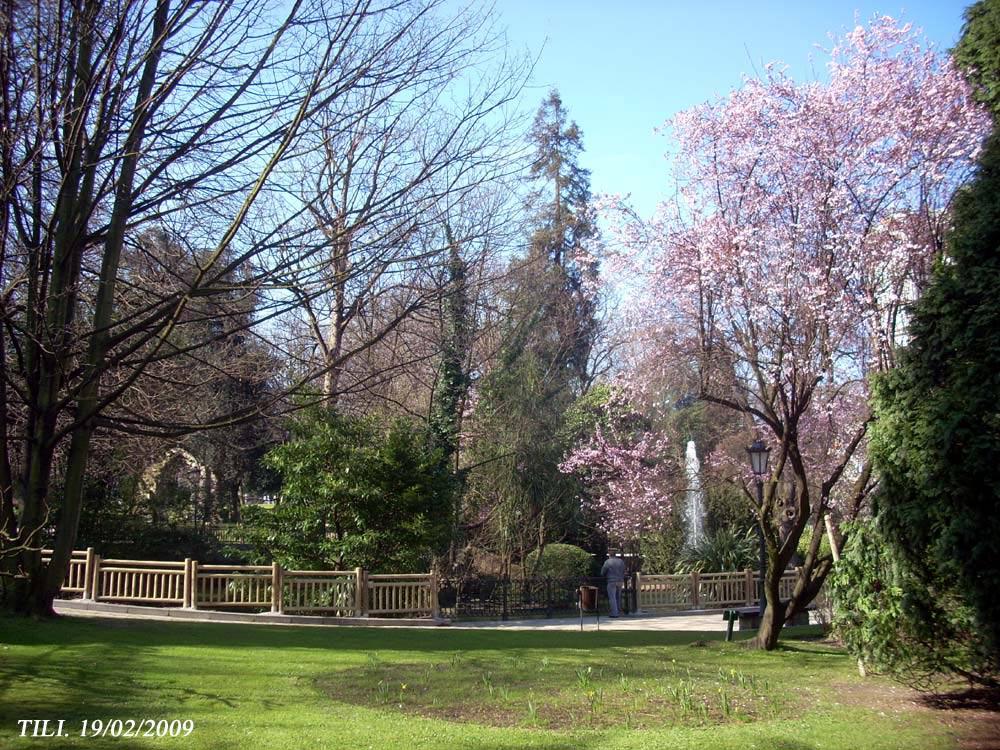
<box><xmin>746</xmin><ymin>439</ymin><xmax>770</xmax><ymax>616</ymax></box>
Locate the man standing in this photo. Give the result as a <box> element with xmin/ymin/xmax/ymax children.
<box><xmin>601</xmin><ymin>549</ymin><xmax>627</xmax><ymax>617</ymax></box>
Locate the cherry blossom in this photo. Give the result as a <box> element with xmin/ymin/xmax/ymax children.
<box><xmin>610</xmin><ymin>17</ymin><xmax>987</xmax><ymax>495</ymax></box>
<box><xmin>559</xmin><ymin>388</ymin><xmax>678</xmax><ymax>540</ymax></box>
<box><xmin>597</xmin><ymin>17</ymin><xmax>990</xmax><ymax>638</ymax></box>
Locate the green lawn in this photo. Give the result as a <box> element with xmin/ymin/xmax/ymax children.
<box><xmin>0</xmin><ymin>615</ymin><xmax>958</xmax><ymax>749</ymax></box>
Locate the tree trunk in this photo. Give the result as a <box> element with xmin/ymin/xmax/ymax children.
<box><xmin>230</xmin><ymin>482</ymin><xmax>242</xmax><ymax>523</ymax></box>
<box><xmin>39</xmin><ymin>425</ymin><xmax>94</xmax><ymax>616</ymax></box>
<box><xmin>17</xmin><ymin>0</ymin><xmax>171</xmax><ymax>618</ymax></box>
<box><xmin>754</xmin><ymin>601</ymin><xmax>784</xmax><ymax>650</ymax></box>
<box><xmin>321</xmin><ymin>217</ymin><xmax>349</xmax><ymax>404</ymax></box>
<box><xmin>753</xmin><ymin>567</ymin><xmax>785</xmax><ymax>649</ymax></box>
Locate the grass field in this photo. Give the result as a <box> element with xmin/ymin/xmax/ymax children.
<box><xmin>0</xmin><ymin>615</ymin><xmax>964</xmax><ymax>749</ymax></box>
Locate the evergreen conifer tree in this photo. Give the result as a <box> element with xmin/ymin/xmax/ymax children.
<box><xmin>523</xmin><ymin>90</ymin><xmax>599</xmax><ymax>388</ymax></box>
<box><xmin>467</xmin><ymin>91</ymin><xmax>600</xmax><ymax>566</ymax></box>
<box><xmin>835</xmin><ymin>0</ymin><xmax>1000</xmax><ymax>685</ymax></box>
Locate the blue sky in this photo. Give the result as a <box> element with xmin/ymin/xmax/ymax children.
<box><xmin>489</xmin><ymin>1</ymin><xmax>972</xmax><ymax>217</ymax></box>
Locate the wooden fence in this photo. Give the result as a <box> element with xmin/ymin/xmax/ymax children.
<box><xmin>42</xmin><ymin>550</ymin><xmax>436</xmax><ymax>618</ymax></box>
<box><xmin>45</xmin><ymin>549</ymin><xmax>807</xmax><ymax>620</ymax></box>
<box><xmin>367</xmin><ymin>573</ymin><xmax>437</xmax><ymax>616</ymax></box>
<box><xmin>636</xmin><ymin>568</ymin><xmax>803</xmax><ymax>611</ymax></box>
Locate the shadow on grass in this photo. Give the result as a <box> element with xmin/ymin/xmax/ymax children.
<box><xmin>0</xmin><ymin>615</ymin><xmax>841</xmax><ymax>669</ymax></box>
<box><xmin>0</xmin><ymin>614</ymin><xmax>847</xmax><ymax>750</ymax></box>
<box><xmin>1</xmin><ymin>613</ymin><xmax>740</xmax><ymax>653</ymax></box>
<box><xmin>0</xmin><ymin>615</ymin><xmax>166</xmax><ymax>750</ymax></box>
<box><xmin>921</xmin><ymin>686</ymin><xmax>1000</xmax><ymax>712</ymax></box>
<box><xmin>919</xmin><ymin>686</ymin><xmax>1000</xmax><ymax>750</ymax></box>
<box><xmin>771</xmin><ymin>637</ymin><xmax>846</xmax><ymax>657</ymax></box>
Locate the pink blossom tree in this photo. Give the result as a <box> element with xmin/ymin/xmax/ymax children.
<box><xmin>607</xmin><ymin>17</ymin><xmax>990</xmax><ymax>648</ymax></box>
<box><xmin>559</xmin><ymin>387</ymin><xmax>678</xmax><ymax>541</ymax></box>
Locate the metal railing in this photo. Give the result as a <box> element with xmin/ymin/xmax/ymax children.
<box><xmin>436</xmin><ymin>575</ymin><xmax>638</xmax><ymax>620</ymax></box>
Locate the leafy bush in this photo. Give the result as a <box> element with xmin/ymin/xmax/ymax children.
<box><xmin>637</xmin><ymin>526</ymin><xmax>685</xmax><ymax>574</ymax></box>
<box><xmin>704</xmin><ymin>483</ymin><xmax>753</xmax><ymax>535</ymax></box>
<box><xmin>242</xmin><ymin>408</ymin><xmax>453</xmax><ymax>572</ymax></box>
<box><xmin>674</xmin><ymin>527</ymin><xmax>757</xmax><ymax>574</ymax></box>
<box><xmin>523</xmin><ymin>543</ymin><xmax>592</xmax><ymax>579</ymax></box>
<box><xmin>795</xmin><ymin>523</ymin><xmax>831</xmax><ymax>563</ymax></box>
<box><xmin>75</xmin><ymin>516</ymin><xmax>232</xmax><ymax>562</ymax></box>
<box><xmin>829</xmin><ymin>518</ymin><xmax>989</xmax><ymax>689</ymax></box>
<box><xmin>638</xmin><ymin>485</ymin><xmax>753</xmax><ymax>574</ymax></box>
<box><xmin>838</xmin><ymin>4</ymin><xmax>1000</xmax><ymax>686</ymax></box>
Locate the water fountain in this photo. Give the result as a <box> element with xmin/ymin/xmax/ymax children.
<box><xmin>685</xmin><ymin>440</ymin><xmax>706</xmax><ymax>548</ymax></box>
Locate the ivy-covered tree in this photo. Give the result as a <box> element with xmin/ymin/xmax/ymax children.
<box><xmin>430</xmin><ymin>225</ymin><xmax>473</xmax><ymax>465</ymax></box>
<box><xmin>428</xmin><ymin>225</ymin><xmax>474</xmax><ymax>566</ymax></box>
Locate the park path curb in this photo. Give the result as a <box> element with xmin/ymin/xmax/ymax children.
<box><xmin>54</xmin><ymin>598</ymin><xmax>450</xmax><ymax>628</ymax></box>
<box><xmin>53</xmin><ymin>599</ymin><xmax>750</xmax><ymax>632</ymax></box>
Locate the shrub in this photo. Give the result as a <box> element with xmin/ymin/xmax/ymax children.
<box><xmin>637</xmin><ymin>526</ymin><xmax>685</xmax><ymax>574</ymax></box>
<box><xmin>829</xmin><ymin>518</ymin><xmax>992</xmax><ymax>689</ymax></box>
<box><xmin>524</xmin><ymin>543</ymin><xmax>592</xmax><ymax>579</ymax></box>
<box><xmin>75</xmin><ymin>516</ymin><xmax>231</xmax><ymax>562</ymax></box>
<box><xmin>674</xmin><ymin>527</ymin><xmax>757</xmax><ymax>574</ymax></box>
<box><xmin>242</xmin><ymin>408</ymin><xmax>453</xmax><ymax>572</ymax></box>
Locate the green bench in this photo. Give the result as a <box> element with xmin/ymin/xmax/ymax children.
<box><xmin>723</xmin><ymin>604</ymin><xmax>813</xmax><ymax>641</ymax></box>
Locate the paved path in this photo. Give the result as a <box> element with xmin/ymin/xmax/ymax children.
<box><xmin>54</xmin><ymin>599</ymin><xmax>734</xmax><ymax>631</ymax></box>
<box><xmin>451</xmin><ymin>611</ymin><xmax>728</xmax><ymax>632</ymax></box>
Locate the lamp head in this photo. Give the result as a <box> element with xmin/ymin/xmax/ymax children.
<box><xmin>746</xmin><ymin>439</ymin><xmax>771</xmax><ymax>477</ymax></box>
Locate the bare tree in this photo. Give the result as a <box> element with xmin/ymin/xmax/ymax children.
<box><xmin>0</xmin><ymin>0</ymin><xmax>525</xmax><ymax>615</ymax></box>
<box><xmin>272</xmin><ymin>9</ymin><xmax>529</xmax><ymax>407</ymax></box>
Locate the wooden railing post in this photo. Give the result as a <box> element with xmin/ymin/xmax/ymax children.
<box><xmin>635</xmin><ymin>572</ymin><xmax>642</xmax><ymax>613</ymax></box>
<box><xmin>90</xmin><ymin>555</ymin><xmax>103</xmax><ymax>601</ymax></box>
<box><xmin>430</xmin><ymin>570</ymin><xmax>440</xmax><ymax>619</ymax></box>
<box><xmin>190</xmin><ymin>560</ymin><xmax>199</xmax><ymax>609</ymax></box>
<box><xmin>691</xmin><ymin>570</ymin><xmax>700</xmax><ymax>608</ymax></box>
<box><xmin>271</xmin><ymin>562</ymin><xmax>283</xmax><ymax>613</ymax></box>
<box><xmin>355</xmin><ymin>567</ymin><xmax>367</xmax><ymax>616</ymax></box>
<box><xmin>181</xmin><ymin>558</ymin><xmax>191</xmax><ymax>608</ymax></box>
<box><xmin>824</xmin><ymin>514</ymin><xmax>841</xmax><ymax>562</ymax></box>
<box><xmin>81</xmin><ymin>548</ymin><xmax>95</xmax><ymax>600</ymax></box>
<box><xmin>745</xmin><ymin>568</ymin><xmax>754</xmax><ymax>605</ymax></box>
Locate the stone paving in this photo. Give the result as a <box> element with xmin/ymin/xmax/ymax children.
<box><xmin>451</xmin><ymin>610</ymin><xmax>729</xmax><ymax>632</ymax></box>
<box><xmin>54</xmin><ymin>599</ymin><xmax>735</xmax><ymax>631</ymax></box>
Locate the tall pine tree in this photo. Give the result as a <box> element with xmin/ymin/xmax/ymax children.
<box><xmin>466</xmin><ymin>91</ymin><xmax>600</xmax><ymax>570</ymax></box>
<box><xmin>523</xmin><ymin>90</ymin><xmax>599</xmax><ymax>388</ymax></box>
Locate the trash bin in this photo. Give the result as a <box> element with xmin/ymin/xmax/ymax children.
<box><xmin>437</xmin><ymin>584</ymin><xmax>456</xmax><ymax>609</ymax></box>
<box><xmin>578</xmin><ymin>585</ymin><xmax>598</xmax><ymax>612</ymax></box>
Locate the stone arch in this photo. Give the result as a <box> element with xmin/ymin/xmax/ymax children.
<box><xmin>139</xmin><ymin>448</ymin><xmax>214</xmax><ymax>524</ymax></box>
